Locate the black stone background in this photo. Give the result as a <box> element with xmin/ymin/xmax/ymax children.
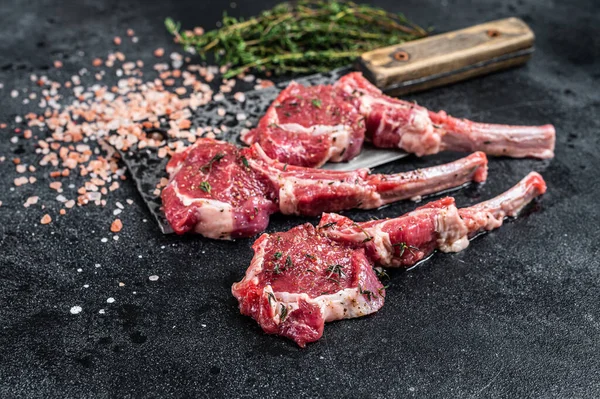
<box><xmin>0</xmin><ymin>0</ymin><xmax>599</xmax><ymax>397</ymax></box>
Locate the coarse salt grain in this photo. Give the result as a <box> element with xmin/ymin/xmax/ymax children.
<box><xmin>106</xmin><ymin>297</ymin><xmax>115</xmax><ymax>303</ymax></box>
<box><xmin>110</xmin><ymin>218</ymin><xmax>122</xmax><ymax>232</ymax></box>
<box><xmin>233</xmin><ymin>92</ymin><xmax>245</xmax><ymax>103</ymax></box>
<box><xmin>70</xmin><ymin>306</ymin><xmax>82</xmax><ymax>314</ymax></box>
<box><xmin>14</xmin><ymin>177</ymin><xmax>28</xmax><ymax>186</ymax></box>
<box><xmin>101</xmin><ymin>237</ymin><xmax>108</xmax><ymax>243</ymax></box>
<box><xmin>24</xmin><ymin>196</ymin><xmax>39</xmax><ymax>208</ymax></box>
<box><xmin>149</xmin><ymin>275</ymin><xmax>159</xmax><ymax>281</ymax></box>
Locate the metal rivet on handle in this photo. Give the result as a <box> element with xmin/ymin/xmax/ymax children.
<box><xmin>393</xmin><ymin>50</ymin><xmax>410</xmax><ymax>62</ymax></box>
<box><xmin>487</xmin><ymin>29</ymin><xmax>501</xmax><ymax>38</ymax></box>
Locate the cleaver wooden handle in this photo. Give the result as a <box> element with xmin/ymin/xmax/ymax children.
<box><xmin>357</xmin><ymin>17</ymin><xmax>535</xmax><ymax>96</ymax></box>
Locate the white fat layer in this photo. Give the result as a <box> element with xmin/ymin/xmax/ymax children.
<box><xmin>231</xmin><ymin>238</ymin><xmax>268</xmax><ymax>299</ymax></box>
<box><xmin>357</xmin><ymin>190</ymin><xmax>383</xmax><ymax>209</ymax></box>
<box><xmin>363</xmin><ymin>223</ymin><xmax>393</xmax><ymax>264</ymax></box>
<box><xmin>166</xmin><ymin>154</ymin><xmax>188</xmax><ymax>177</ymax></box>
<box><xmin>398</xmin><ymin>109</ymin><xmax>440</xmax><ymax>155</ymax></box>
<box><xmin>166</xmin><ymin>145</ymin><xmax>197</xmax><ymax>177</ymax></box>
<box><xmin>278</xmin><ymin>179</ymin><xmax>299</xmax><ymax>215</ymax></box>
<box><xmin>244</xmin><ymin>239</ymin><xmax>268</xmax><ymax>288</ymax></box>
<box><xmin>358</xmin><ymin>96</ymin><xmax>442</xmax><ymax>156</ymax></box>
<box><xmin>327</xmin><ymin>126</ymin><xmax>352</xmax><ymax>162</ymax></box>
<box><xmin>172</xmin><ymin>181</ymin><xmax>234</xmax><ymax>239</ymax></box>
<box><xmin>277</xmin><ymin>177</ymin><xmax>382</xmax><ymax>215</ymax></box>
<box><xmin>267</xmin><ymin>287</ymin><xmax>381</xmax><ymax>324</ymax></box>
<box><xmin>435</xmin><ymin>206</ymin><xmax>470</xmax><ymax>253</ymax></box>
<box><xmin>166</xmin><ymin>162</ymin><xmax>183</xmax><ymax>177</ymax></box>
<box><xmin>240</xmin><ymin>128</ymin><xmax>254</xmax><ymax>144</ymax></box>
<box><xmin>278</xmin><ymin>122</ymin><xmax>352</xmax><ymax>162</ymax></box>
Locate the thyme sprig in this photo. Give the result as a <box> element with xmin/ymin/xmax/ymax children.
<box><xmin>326</xmin><ymin>264</ymin><xmax>345</xmax><ymax>279</ymax></box>
<box><xmin>166</xmin><ymin>0</ymin><xmax>427</xmax><ymax>78</ymax></box>
<box><xmin>201</xmin><ymin>153</ymin><xmax>225</xmax><ymax>173</ymax></box>
<box><xmin>393</xmin><ymin>242</ymin><xmax>419</xmax><ymax>257</ymax></box>
<box><xmin>199</xmin><ymin>181</ymin><xmax>211</xmax><ymax>193</ymax></box>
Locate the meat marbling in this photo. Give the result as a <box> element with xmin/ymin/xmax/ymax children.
<box><xmin>161</xmin><ymin>138</ymin><xmax>488</xmax><ymax>239</ymax></box>
<box><xmin>241</xmin><ymin>83</ymin><xmax>365</xmax><ymax>168</ymax></box>
<box><xmin>243</xmin><ymin>72</ymin><xmax>555</xmax><ymax>167</ymax></box>
<box><xmin>232</xmin><ymin>172</ymin><xmax>547</xmax><ymax>346</ymax></box>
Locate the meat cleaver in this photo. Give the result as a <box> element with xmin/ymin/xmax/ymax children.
<box><xmin>114</xmin><ymin>17</ymin><xmax>535</xmax><ymax>233</ymax></box>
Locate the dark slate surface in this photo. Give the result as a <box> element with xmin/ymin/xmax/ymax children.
<box><xmin>1</xmin><ymin>0</ymin><xmax>599</xmax><ymax>397</ymax></box>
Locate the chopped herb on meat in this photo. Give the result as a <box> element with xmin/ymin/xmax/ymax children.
<box><xmin>199</xmin><ymin>181</ymin><xmax>211</xmax><ymax>193</ymax></box>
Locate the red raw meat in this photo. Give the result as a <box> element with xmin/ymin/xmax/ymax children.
<box><xmin>161</xmin><ymin>138</ymin><xmax>488</xmax><ymax>239</ymax></box>
<box><xmin>232</xmin><ymin>172</ymin><xmax>546</xmax><ymax>346</ymax></box>
<box><xmin>231</xmin><ymin>223</ymin><xmax>385</xmax><ymax>347</ymax></box>
<box><xmin>336</xmin><ymin>72</ymin><xmax>556</xmax><ymax>159</ymax></box>
<box><xmin>245</xmin><ymin>72</ymin><xmax>555</xmax><ymax>167</ymax></box>
<box><xmin>241</xmin><ymin>83</ymin><xmax>365</xmax><ymax>167</ymax></box>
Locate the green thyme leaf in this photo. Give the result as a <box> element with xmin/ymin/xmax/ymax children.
<box><xmin>199</xmin><ymin>181</ymin><xmax>211</xmax><ymax>193</ymax></box>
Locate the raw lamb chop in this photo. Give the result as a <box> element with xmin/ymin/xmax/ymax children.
<box><xmin>336</xmin><ymin>72</ymin><xmax>556</xmax><ymax>159</ymax></box>
<box><xmin>242</xmin><ymin>72</ymin><xmax>555</xmax><ymax>167</ymax></box>
<box><xmin>241</xmin><ymin>83</ymin><xmax>365</xmax><ymax>168</ymax></box>
<box><xmin>161</xmin><ymin>138</ymin><xmax>488</xmax><ymax>239</ymax></box>
<box><xmin>232</xmin><ymin>172</ymin><xmax>546</xmax><ymax>347</ymax></box>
